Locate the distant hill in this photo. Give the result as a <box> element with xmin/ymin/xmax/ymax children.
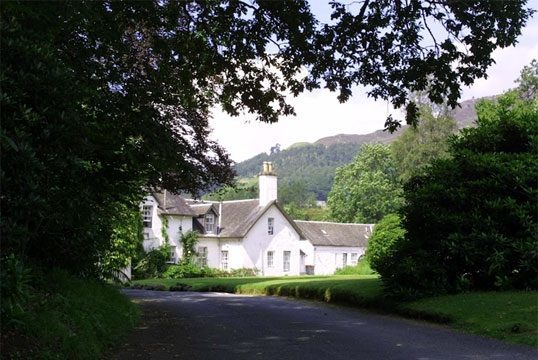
<box><xmin>234</xmin><ymin>97</ymin><xmax>483</xmax><ymax>200</ymax></box>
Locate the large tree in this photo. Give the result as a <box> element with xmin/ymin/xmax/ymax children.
<box><xmin>391</xmin><ymin>104</ymin><xmax>458</xmax><ymax>182</ymax></box>
<box><xmin>327</xmin><ymin>144</ymin><xmax>403</xmax><ymax>223</ymax></box>
<box><xmin>374</xmin><ymin>82</ymin><xmax>538</xmax><ymax>296</ymax></box>
<box><xmin>1</xmin><ymin>1</ymin><xmax>533</xmax><ymax>273</ymax></box>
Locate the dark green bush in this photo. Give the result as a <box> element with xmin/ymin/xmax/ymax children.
<box><xmin>1</xmin><ymin>269</ymin><xmax>139</xmax><ymax>359</ymax></box>
<box><xmin>163</xmin><ymin>262</ymin><xmax>206</xmax><ymax>279</ymax></box>
<box><xmin>366</xmin><ymin>214</ymin><xmax>405</xmax><ymax>277</ymax></box>
<box><xmin>378</xmin><ymin>91</ymin><xmax>538</xmax><ymax>297</ymax></box>
<box><xmin>132</xmin><ymin>245</ymin><xmax>170</xmax><ymax>279</ymax></box>
<box><xmin>0</xmin><ymin>254</ymin><xmax>33</xmax><ymax>326</ymax></box>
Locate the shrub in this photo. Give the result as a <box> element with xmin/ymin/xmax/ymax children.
<box><xmin>1</xmin><ymin>269</ymin><xmax>138</xmax><ymax>359</ymax></box>
<box><xmin>132</xmin><ymin>245</ymin><xmax>170</xmax><ymax>279</ymax></box>
<box><xmin>162</xmin><ymin>265</ymin><xmax>259</xmax><ymax>279</ymax></box>
<box><xmin>163</xmin><ymin>263</ymin><xmax>205</xmax><ymax>279</ymax></box>
<box><xmin>366</xmin><ymin>214</ymin><xmax>406</xmax><ymax>277</ymax></box>
<box><xmin>334</xmin><ymin>259</ymin><xmax>375</xmax><ymax>275</ymax></box>
<box><xmin>377</xmin><ymin>91</ymin><xmax>538</xmax><ymax>297</ymax></box>
<box><xmin>0</xmin><ymin>254</ymin><xmax>33</xmax><ymax>326</ymax></box>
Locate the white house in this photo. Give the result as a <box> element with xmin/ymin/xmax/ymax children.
<box><xmin>295</xmin><ymin>221</ymin><xmax>373</xmax><ymax>275</ymax></box>
<box><xmin>141</xmin><ymin>162</ymin><xmax>373</xmax><ymax>276</ymax></box>
<box><xmin>140</xmin><ymin>191</ymin><xmax>194</xmax><ymax>263</ymax></box>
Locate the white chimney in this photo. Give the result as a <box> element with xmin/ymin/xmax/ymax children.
<box><xmin>259</xmin><ymin>161</ymin><xmax>277</xmax><ymax>207</ymax></box>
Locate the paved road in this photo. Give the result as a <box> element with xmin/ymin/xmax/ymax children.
<box><xmin>112</xmin><ymin>289</ymin><xmax>537</xmax><ymax>360</ymax></box>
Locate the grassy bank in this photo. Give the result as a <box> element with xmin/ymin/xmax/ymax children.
<box><xmin>133</xmin><ymin>276</ymin><xmax>537</xmax><ymax>347</ymax></box>
<box><xmin>1</xmin><ymin>269</ymin><xmax>139</xmax><ymax>359</ymax></box>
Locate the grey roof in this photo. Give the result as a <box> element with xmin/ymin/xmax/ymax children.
<box><xmin>189</xmin><ymin>203</ymin><xmax>217</xmax><ymax>217</ymax></box>
<box><xmin>186</xmin><ymin>199</ymin><xmax>305</xmax><ymax>239</ymax></box>
<box><xmin>152</xmin><ymin>191</ymin><xmax>195</xmax><ymax>216</ymax></box>
<box><xmin>295</xmin><ymin>221</ymin><xmax>373</xmax><ymax>247</ymax></box>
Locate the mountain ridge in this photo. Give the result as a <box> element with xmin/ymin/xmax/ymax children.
<box><xmin>234</xmin><ymin>97</ymin><xmax>485</xmax><ymax>200</ymax></box>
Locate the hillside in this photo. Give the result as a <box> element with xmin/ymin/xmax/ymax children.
<box><xmin>234</xmin><ymin>97</ymin><xmax>482</xmax><ymax>200</ymax></box>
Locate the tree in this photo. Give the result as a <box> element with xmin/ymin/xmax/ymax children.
<box><xmin>1</xmin><ymin>1</ymin><xmax>532</xmax><ymax>274</ymax></box>
<box><xmin>100</xmin><ymin>203</ymin><xmax>144</xmax><ymax>277</ymax></box>
<box><xmin>204</xmin><ymin>178</ymin><xmax>258</xmax><ymax>201</ymax></box>
<box><xmin>279</xmin><ymin>181</ymin><xmax>316</xmax><ymax>208</ymax></box>
<box><xmin>377</xmin><ymin>85</ymin><xmax>537</xmax><ymax>297</ymax></box>
<box><xmin>391</xmin><ymin>105</ymin><xmax>457</xmax><ymax>182</ymax></box>
<box><xmin>327</xmin><ymin>144</ymin><xmax>403</xmax><ymax>223</ymax></box>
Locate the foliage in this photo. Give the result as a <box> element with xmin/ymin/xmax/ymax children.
<box><xmin>1</xmin><ymin>1</ymin><xmax>532</xmax><ymax>276</ymax></box>
<box><xmin>1</xmin><ymin>2</ymin><xmax>234</xmax><ymax>276</ymax></box>
<box><xmin>163</xmin><ymin>262</ymin><xmax>207</xmax><ymax>279</ymax></box>
<box><xmin>279</xmin><ymin>180</ymin><xmax>316</xmax><ymax>207</ymax></box>
<box><xmin>180</xmin><ymin>231</ymin><xmax>199</xmax><ymax>265</ymax></box>
<box><xmin>327</xmin><ymin>144</ymin><xmax>404</xmax><ymax>223</ymax></box>
<box><xmin>379</xmin><ymin>87</ymin><xmax>538</xmax><ymax>297</ymax></box>
<box><xmin>366</xmin><ymin>214</ymin><xmax>406</xmax><ymax>278</ymax></box>
<box><xmin>0</xmin><ymin>254</ymin><xmax>33</xmax><ymax>326</ymax></box>
<box><xmin>235</xmin><ymin>142</ymin><xmax>363</xmax><ymax>201</ymax></box>
<box><xmin>133</xmin><ymin>245</ymin><xmax>170</xmax><ymax>279</ymax></box>
<box><xmin>1</xmin><ymin>269</ymin><xmax>139</xmax><ymax>359</ymax></box>
<box><xmin>100</xmin><ymin>203</ymin><xmax>144</xmax><ymax>277</ymax></box>
<box><xmin>334</xmin><ymin>259</ymin><xmax>375</xmax><ymax>275</ymax></box>
<box><xmin>204</xmin><ymin>178</ymin><xmax>258</xmax><ymax>201</ymax></box>
<box><xmin>391</xmin><ymin>105</ymin><xmax>457</xmax><ymax>182</ymax></box>
<box><xmin>162</xmin><ymin>265</ymin><xmax>259</xmax><ymax>279</ymax></box>
<box><xmin>515</xmin><ymin>59</ymin><xmax>537</xmax><ymax>100</ymax></box>
<box><xmin>160</xmin><ymin>216</ymin><xmax>170</xmax><ymax>245</ymax></box>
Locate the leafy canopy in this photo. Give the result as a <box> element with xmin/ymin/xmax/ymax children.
<box><xmin>391</xmin><ymin>103</ymin><xmax>457</xmax><ymax>182</ymax></box>
<box><xmin>1</xmin><ymin>1</ymin><xmax>533</xmax><ymax>274</ymax></box>
<box><xmin>374</xmin><ymin>76</ymin><xmax>538</xmax><ymax>296</ymax></box>
<box><xmin>327</xmin><ymin>144</ymin><xmax>403</xmax><ymax>223</ymax></box>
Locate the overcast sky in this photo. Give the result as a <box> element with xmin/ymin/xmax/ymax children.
<box><xmin>209</xmin><ymin>2</ymin><xmax>538</xmax><ymax>163</ymax></box>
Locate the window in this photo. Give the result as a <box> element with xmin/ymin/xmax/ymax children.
<box><xmin>283</xmin><ymin>251</ymin><xmax>291</xmax><ymax>272</ymax></box>
<box><xmin>342</xmin><ymin>253</ymin><xmax>348</xmax><ymax>267</ymax></box>
<box><xmin>221</xmin><ymin>250</ymin><xmax>229</xmax><ymax>270</ymax></box>
<box><xmin>169</xmin><ymin>246</ymin><xmax>177</xmax><ymax>263</ymax></box>
<box><xmin>267</xmin><ymin>251</ymin><xmax>274</xmax><ymax>268</ymax></box>
<box><xmin>205</xmin><ymin>213</ymin><xmax>215</xmax><ymax>233</ymax></box>
<box><xmin>142</xmin><ymin>205</ymin><xmax>152</xmax><ymax>228</ymax></box>
<box><xmin>268</xmin><ymin>217</ymin><xmax>274</xmax><ymax>235</ymax></box>
<box><xmin>351</xmin><ymin>253</ymin><xmax>358</xmax><ymax>265</ymax></box>
<box><xmin>197</xmin><ymin>246</ymin><xmax>208</xmax><ymax>267</ymax></box>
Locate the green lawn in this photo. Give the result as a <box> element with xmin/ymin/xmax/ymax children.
<box><xmin>132</xmin><ymin>275</ymin><xmax>537</xmax><ymax>347</ymax></box>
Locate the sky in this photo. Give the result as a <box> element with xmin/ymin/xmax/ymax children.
<box><xmin>209</xmin><ymin>2</ymin><xmax>538</xmax><ymax>163</ymax></box>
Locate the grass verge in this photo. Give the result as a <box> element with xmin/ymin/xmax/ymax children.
<box><xmin>1</xmin><ymin>269</ymin><xmax>139</xmax><ymax>359</ymax></box>
<box><xmin>132</xmin><ymin>275</ymin><xmax>537</xmax><ymax>347</ymax></box>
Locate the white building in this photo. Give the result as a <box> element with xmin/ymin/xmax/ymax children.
<box><xmin>295</xmin><ymin>221</ymin><xmax>373</xmax><ymax>275</ymax></box>
<box><xmin>141</xmin><ymin>162</ymin><xmax>373</xmax><ymax>276</ymax></box>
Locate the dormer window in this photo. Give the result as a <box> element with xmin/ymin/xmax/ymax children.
<box><xmin>142</xmin><ymin>205</ymin><xmax>152</xmax><ymax>228</ymax></box>
<box><xmin>205</xmin><ymin>213</ymin><xmax>215</xmax><ymax>233</ymax></box>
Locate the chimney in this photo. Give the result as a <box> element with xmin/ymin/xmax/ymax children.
<box><xmin>259</xmin><ymin>162</ymin><xmax>277</xmax><ymax>207</ymax></box>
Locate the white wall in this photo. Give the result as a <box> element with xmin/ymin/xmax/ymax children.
<box><xmin>313</xmin><ymin>246</ymin><xmax>366</xmax><ymax>275</ymax></box>
<box><xmin>242</xmin><ymin>205</ymin><xmax>304</xmax><ymax>276</ymax></box>
<box><xmin>195</xmin><ymin>237</ymin><xmax>220</xmax><ymax>267</ymax></box>
<box><xmin>140</xmin><ymin>195</ymin><xmax>193</xmax><ymax>263</ymax></box>
<box><xmin>219</xmin><ymin>238</ymin><xmax>247</xmax><ymax>270</ymax></box>
<box><xmin>166</xmin><ymin>215</ymin><xmax>193</xmax><ymax>262</ymax></box>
